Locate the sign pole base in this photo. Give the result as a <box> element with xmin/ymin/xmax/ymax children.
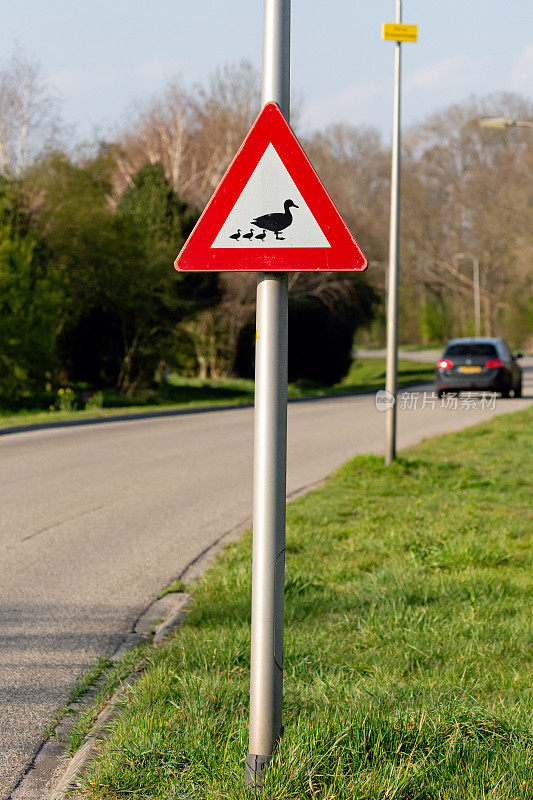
<box><xmin>245</xmin><ymin>753</ymin><xmax>271</xmax><ymax>789</ymax></box>
<box><xmin>247</xmin><ymin>272</ymin><xmax>287</xmax><ymax>787</ymax></box>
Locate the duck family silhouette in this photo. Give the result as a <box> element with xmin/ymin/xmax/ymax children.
<box><xmin>229</xmin><ymin>199</ymin><xmax>299</xmax><ymax>242</ymax></box>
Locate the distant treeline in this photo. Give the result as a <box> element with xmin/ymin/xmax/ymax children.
<box><xmin>0</xmin><ymin>154</ymin><xmax>376</xmax><ymax>405</ymax></box>
<box><xmin>0</xmin><ymin>56</ymin><xmax>531</xmax><ymax>406</ymax></box>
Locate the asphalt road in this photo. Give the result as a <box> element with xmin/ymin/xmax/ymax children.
<box><xmin>1</xmin><ymin>363</ymin><xmax>531</xmax><ymax>797</ymax></box>
<box><xmin>355</xmin><ymin>347</ymin><xmax>442</xmax><ymax>362</ymax></box>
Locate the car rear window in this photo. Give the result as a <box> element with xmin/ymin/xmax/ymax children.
<box><xmin>444</xmin><ymin>343</ymin><xmax>498</xmax><ymax>358</ymax></box>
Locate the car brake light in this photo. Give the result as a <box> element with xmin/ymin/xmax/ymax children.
<box><xmin>437</xmin><ymin>359</ymin><xmax>453</xmax><ymax>369</ymax></box>
<box><xmin>486</xmin><ymin>357</ymin><xmax>504</xmax><ymax>368</ymax></box>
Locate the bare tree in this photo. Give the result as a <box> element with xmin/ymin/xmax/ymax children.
<box><xmin>113</xmin><ymin>60</ymin><xmax>260</xmax><ymax>210</ymax></box>
<box><xmin>0</xmin><ymin>49</ymin><xmax>62</xmax><ymax>175</ymax></box>
<box><xmin>304</xmin><ymin>123</ymin><xmax>390</xmax><ymax>265</ymax></box>
<box><xmin>113</xmin><ymin>80</ymin><xmax>193</xmax><ymax>201</ymax></box>
<box><xmin>185</xmin><ymin>60</ymin><xmax>260</xmax><ymax>207</ymax></box>
<box><xmin>401</xmin><ymin>92</ymin><xmax>533</xmax><ymax>342</ymax></box>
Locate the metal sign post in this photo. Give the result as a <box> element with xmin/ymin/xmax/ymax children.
<box><xmin>383</xmin><ymin>7</ymin><xmax>417</xmax><ymax>465</ymax></box>
<box><xmin>384</xmin><ymin>0</ymin><xmax>402</xmax><ymax>466</ymax></box>
<box><xmin>174</xmin><ymin>2</ymin><xmax>365</xmax><ymax>786</ymax></box>
<box><xmin>245</xmin><ymin>0</ymin><xmax>290</xmax><ymax>789</ymax></box>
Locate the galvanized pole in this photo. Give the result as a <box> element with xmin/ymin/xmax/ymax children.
<box><xmin>245</xmin><ymin>0</ymin><xmax>290</xmax><ymax>789</ymax></box>
<box><xmin>385</xmin><ymin>0</ymin><xmax>402</xmax><ymax>466</ymax></box>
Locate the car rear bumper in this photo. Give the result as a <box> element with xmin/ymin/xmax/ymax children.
<box><xmin>434</xmin><ymin>369</ymin><xmax>509</xmax><ymax>393</ymax></box>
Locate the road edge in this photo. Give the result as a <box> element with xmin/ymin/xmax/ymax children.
<box><xmin>0</xmin><ymin>381</ymin><xmax>432</xmax><ymax>437</ymax></box>
<box><xmin>48</xmin><ymin>596</ymin><xmax>192</xmax><ymax>800</ymax></box>
<box><xmin>12</xmin><ymin>476</ymin><xmax>325</xmax><ymax>799</ymax></box>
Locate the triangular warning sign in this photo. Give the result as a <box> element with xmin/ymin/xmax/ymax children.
<box><xmin>175</xmin><ymin>102</ymin><xmax>367</xmax><ymax>272</ymax></box>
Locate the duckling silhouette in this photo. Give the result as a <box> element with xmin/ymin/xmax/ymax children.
<box><xmin>255</xmin><ymin>229</ymin><xmax>267</xmax><ymax>241</ymax></box>
<box><xmin>229</xmin><ymin>228</ymin><xmax>241</xmax><ymax>241</ymax></box>
<box><xmin>252</xmin><ymin>199</ymin><xmax>298</xmax><ymax>240</ymax></box>
<box><xmin>242</xmin><ymin>229</ymin><xmax>254</xmax><ymax>240</ymax></box>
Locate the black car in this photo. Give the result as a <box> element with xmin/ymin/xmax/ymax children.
<box><xmin>435</xmin><ymin>337</ymin><xmax>523</xmax><ymax>398</ymax></box>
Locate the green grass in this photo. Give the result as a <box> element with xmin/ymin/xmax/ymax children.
<box><xmin>65</xmin><ymin>644</ymin><xmax>150</xmax><ymax>756</ymax></box>
<box><xmin>44</xmin><ymin>656</ymin><xmax>113</xmax><ymax>740</ymax></box>
<box><xmin>159</xmin><ymin>579</ymin><xmax>187</xmax><ymax>599</ymax></box>
<box><xmin>0</xmin><ymin>377</ymin><xmax>256</xmax><ymax>428</ymax></box>
<box><xmin>79</xmin><ymin>406</ymin><xmax>532</xmax><ymax>799</ymax></box>
<box><xmin>44</xmin><ymin>643</ymin><xmax>151</xmax><ymax>755</ymax></box>
<box><xmin>0</xmin><ymin>358</ymin><xmax>434</xmax><ymax>428</ymax></box>
<box><xmin>335</xmin><ymin>357</ymin><xmax>433</xmax><ymax>393</ymax></box>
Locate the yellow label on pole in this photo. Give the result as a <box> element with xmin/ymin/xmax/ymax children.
<box><xmin>382</xmin><ymin>23</ymin><xmax>417</xmax><ymax>42</ymax></box>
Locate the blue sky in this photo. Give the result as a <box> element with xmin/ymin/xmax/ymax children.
<box><xmin>1</xmin><ymin>1</ymin><xmax>531</xmax><ymax>141</ymax></box>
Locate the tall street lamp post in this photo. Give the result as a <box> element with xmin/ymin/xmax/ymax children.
<box><xmin>382</xmin><ymin>2</ymin><xmax>417</xmax><ymax>465</ymax></box>
<box><xmin>384</xmin><ymin>1</ymin><xmax>402</xmax><ymax>466</ymax></box>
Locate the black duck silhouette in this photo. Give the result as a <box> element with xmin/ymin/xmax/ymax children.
<box><xmin>242</xmin><ymin>229</ymin><xmax>254</xmax><ymax>240</ymax></box>
<box><xmin>229</xmin><ymin>228</ymin><xmax>241</xmax><ymax>241</ymax></box>
<box><xmin>255</xmin><ymin>229</ymin><xmax>267</xmax><ymax>241</ymax></box>
<box><xmin>252</xmin><ymin>199</ymin><xmax>298</xmax><ymax>240</ymax></box>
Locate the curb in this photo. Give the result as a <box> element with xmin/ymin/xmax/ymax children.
<box><xmin>49</xmin><ymin>595</ymin><xmax>191</xmax><ymax>800</ymax></box>
<box><xmin>41</xmin><ymin>513</ymin><xmax>254</xmax><ymax>800</ymax></box>
<box><xmin>0</xmin><ymin>381</ymin><xmax>433</xmax><ymax>437</ymax></box>
<box><xmin>31</xmin><ymin>479</ymin><xmax>321</xmax><ymax>799</ymax></box>
<box><xmin>0</xmin><ymin>401</ymin><xmax>254</xmax><ymax>437</ymax></box>
<box><xmin>8</xmin><ymin>595</ymin><xmax>189</xmax><ymax>800</ymax></box>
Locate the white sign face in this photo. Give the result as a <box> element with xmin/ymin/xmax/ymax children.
<box><xmin>211</xmin><ymin>143</ymin><xmax>331</xmax><ymax>249</ymax></box>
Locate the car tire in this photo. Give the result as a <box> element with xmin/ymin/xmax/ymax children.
<box><xmin>514</xmin><ymin>382</ymin><xmax>522</xmax><ymax>398</ymax></box>
<box><xmin>501</xmin><ymin>386</ymin><xmax>510</xmax><ymax>398</ymax></box>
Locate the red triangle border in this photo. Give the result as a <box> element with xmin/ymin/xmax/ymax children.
<box><xmin>175</xmin><ymin>102</ymin><xmax>368</xmax><ymax>272</ymax></box>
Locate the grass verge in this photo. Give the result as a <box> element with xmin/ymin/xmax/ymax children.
<box><xmin>44</xmin><ymin>657</ymin><xmax>113</xmax><ymax>740</ymax></box>
<box><xmin>45</xmin><ymin>643</ymin><xmax>151</xmax><ymax>756</ymax></box>
<box><xmin>81</xmin><ymin>407</ymin><xmax>532</xmax><ymax>799</ymax></box>
<box><xmin>65</xmin><ymin>643</ymin><xmax>151</xmax><ymax>756</ymax></box>
<box><xmin>159</xmin><ymin>580</ymin><xmax>187</xmax><ymax>599</ymax></box>
<box><xmin>0</xmin><ymin>358</ymin><xmax>434</xmax><ymax>428</ymax></box>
